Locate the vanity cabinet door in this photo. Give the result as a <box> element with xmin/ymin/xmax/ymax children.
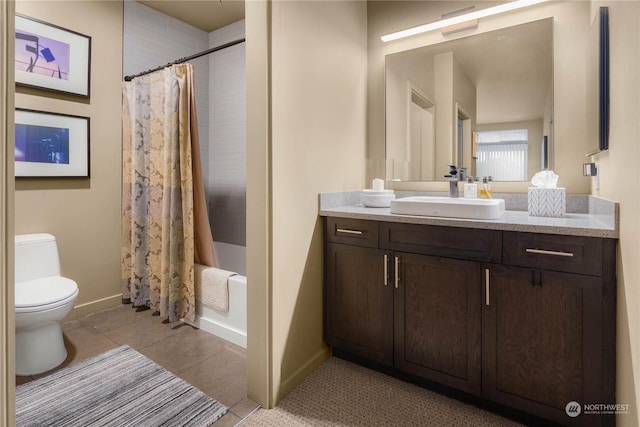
<box><xmin>482</xmin><ymin>264</ymin><xmax>605</xmax><ymax>427</ymax></box>
<box><xmin>394</xmin><ymin>252</ymin><xmax>482</xmax><ymax>396</ymax></box>
<box><xmin>325</xmin><ymin>243</ymin><xmax>394</xmax><ymax>367</ymax></box>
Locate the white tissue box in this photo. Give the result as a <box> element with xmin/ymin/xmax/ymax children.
<box><xmin>528</xmin><ymin>187</ymin><xmax>566</xmax><ymax>218</ymax></box>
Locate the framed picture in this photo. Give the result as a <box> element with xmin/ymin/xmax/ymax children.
<box><xmin>15</xmin><ymin>14</ymin><xmax>91</xmax><ymax>97</ymax></box>
<box><xmin>15</xmin><ymin>109</ymin><xmax>90</xmax><ymax>178</ymax></box>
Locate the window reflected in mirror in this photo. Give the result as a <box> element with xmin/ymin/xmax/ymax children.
<box><xmin>475</xmin><ymin>129</ymin><xmax>528</xmax><ymax>182</ymax></box>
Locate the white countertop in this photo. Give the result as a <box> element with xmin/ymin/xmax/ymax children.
<box><xmin>320</xmin><ymin>204</ymin><xmax>618</xmax><ymax>239</ymax></box>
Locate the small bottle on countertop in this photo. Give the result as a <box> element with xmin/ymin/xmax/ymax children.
<box><xmin>463</xmin><ymin>176</ymin><xmax>477</xmax><ymax>199</ymax></box>
<box><xmin>479</xmin><ymin>177</ymin><xmax>493</xmax><ymax>199</ymax></box>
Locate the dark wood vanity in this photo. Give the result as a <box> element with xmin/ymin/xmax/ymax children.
<box><xmin>323</xmin><ymin>216</ymin><xmax>616</xmax><ymax>427</ymax></box>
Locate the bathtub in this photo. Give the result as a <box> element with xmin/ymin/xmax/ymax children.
<box><xmin>189</xmin><ymin>241</ymin><xmax>247</xmax><ymax>348</ymax></box>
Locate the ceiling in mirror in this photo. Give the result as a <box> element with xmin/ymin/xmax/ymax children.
<box><xmin>385</xmin><ymin>18</ymin><xmax>553</xmax><ymax>183</ymax></box>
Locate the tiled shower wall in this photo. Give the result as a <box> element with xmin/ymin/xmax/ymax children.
<box><xmin>122</xmin><ymin>1</ymin><xmax>246</xmax><ymax>249</ymax></box>
<box><xmin>122</xmin><ymin>1</ymin><xmax>210</xmax><ymax>166</ymax></box>
<box><xmin>208</xmin><ymin>21</ymin><xmax>246</xmax><ymax>247</ymax></box>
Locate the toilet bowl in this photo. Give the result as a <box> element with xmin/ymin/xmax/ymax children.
<box><xmin>15</xmin><ymin>233</ymin><xmax>79</xmax><ymax>376</ymax></box>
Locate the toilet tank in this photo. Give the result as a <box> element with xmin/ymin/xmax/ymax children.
<box><xmin>15</xmin><ymin>233</ymin><xmax>61</xmax><ymax>283</ymax></box>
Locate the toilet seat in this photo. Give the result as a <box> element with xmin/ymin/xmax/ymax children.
<box><xmin>16</xmin><ymin>276</ymin><xmax>79</xmax><ymax>313</ymax></box>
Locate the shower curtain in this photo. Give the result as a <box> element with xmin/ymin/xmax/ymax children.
<box><xmin>121</xmin><ymin>63</ymin><xmax>216</xmax><ymax>323</ymax></box>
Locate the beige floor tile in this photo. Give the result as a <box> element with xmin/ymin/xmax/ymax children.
<box><xmin>78</xmin><ymin>303</ymin><xmax>152</xmax><ymax>333</ymax></box>
<box><xmin>179</xmin><ymin>346</ymin><xmax>247</xmax><ymax>408</ymax></box>
<box><xmin>62</xmin><ymin>325</ymin><xmax>120</xmax><ymax>364</ymax></box>
<box><xmin>103</xmin><ymin>313</ymin><xmax>191</xmax><ymax>350</ymax></box>
<box><xmin>230</xmin><ymin>397</ymin><xmax>260</xmax><ymax>419</ymax></box>
<box><xmin>137</xmin><ymin>328</ymin><xmax>229</xmax><ymax>375</ymax></box>
<box><xmin>228</xmin><ymin>343</ymin><xmax>247</xmax><ymax>357</ymax></box>
<box><xmin>213</xmin><ymin>412</ymin><xmax>241</xmax><ymax>427</ymax></box>
<box><xmin>61</xmin><ymin>319</ymin><xmax>84</xmax><ymax>332</ymax></box>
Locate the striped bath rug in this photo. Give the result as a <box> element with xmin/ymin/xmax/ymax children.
<box><xmin>16</xmin><ymin>345</ymin><xmax>227</xmax><ymax>427</ymax></box>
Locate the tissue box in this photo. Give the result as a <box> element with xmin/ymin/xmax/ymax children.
<box><xmin>528</xmin><ymin>187</ymin><xmax>566</xmax><ymax>217</ymax></box>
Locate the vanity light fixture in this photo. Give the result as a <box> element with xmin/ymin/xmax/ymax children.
<box><xmin>381</xmin><ymin>0</ymin><xmax>549</xmax><ymax>42</ymax></box>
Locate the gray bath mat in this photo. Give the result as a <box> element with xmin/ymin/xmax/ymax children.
<box><xmin>16</xmin><ymin>345</ymin><xmax>227</xmax><ymax>426</ymax></box>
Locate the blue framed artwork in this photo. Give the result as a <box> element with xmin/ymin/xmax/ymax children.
<box><xmin>15</xmin><ymin>14</ymin><xmax>91</xmax><ymax>97</ymax></box>
<box><xmin>15</xmin><ymin>108</ymin><xmax>90</xmax><ymax>178</ymax></box>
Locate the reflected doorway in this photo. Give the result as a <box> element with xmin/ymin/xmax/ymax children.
<box><xmin>408</xmin><ymin>83</ymin><xmax>435</xmax><ymax>181</ymax></box>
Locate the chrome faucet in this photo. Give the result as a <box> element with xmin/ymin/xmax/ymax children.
<box><xmin>445</xmin><ymin>165</ymin><xmax>459</xmax><ymax>198</ymax></box>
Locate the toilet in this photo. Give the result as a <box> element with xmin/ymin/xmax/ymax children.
<box><xmin>15</xmin><ymin>233</ymin><xmax>79</xmax><ymax>376</ymax></box>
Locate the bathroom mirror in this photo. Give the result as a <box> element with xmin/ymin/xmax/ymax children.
<box><xmin>385</xmin><ymin>18</ymin><xmax>553</xmax><ymax>182</ymax></box>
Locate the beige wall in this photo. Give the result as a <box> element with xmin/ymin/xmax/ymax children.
<box><xmin>246</xmin><ymin>0</ymin><xmax>272</xmax><ymax>408</ymax></box>
<box><xmin>590</xmin><ymin>2</ymin><xmax>640</xmax><ymax>426</ymax></box>
<box><xmin>434</xmin><ymin>52</ymin><xmax>454</xmax><ymax>178</ymax></box>
<box><xmin>246</xmin><ymin>0</ymin><xmax>368</xmax><ymax>407</ymax></box>
<box><xmin>385</xmin><ymin>48</ymin><xmax>435</xmax><ymax>180</ymax></box>
<box><xmin>452</xmin><ymin>54</ymin><xmax>476</xmax><ymax>175</ymax></box>
<box><xmin>368</xmin><ymin>1</ymin><xmax>593</xmax><ymax>194</ymax></box>
<box><xmin>14</xmin><ymin>1</ymin><xmax>123</xmax><ymax>318</ymax></box>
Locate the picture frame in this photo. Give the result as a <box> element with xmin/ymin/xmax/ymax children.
<box><xmin>15</xmin><ymin>108</ymin><xmax>90</xmax><ymax>178</ymax></box>
<box><xmin>15</xmin><ymin>14</ymin><xmax>91</xmax><ymax>97</ymax></box>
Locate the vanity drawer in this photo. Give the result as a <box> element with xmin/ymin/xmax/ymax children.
<box><xmin>325</xmin><ymin>217</ymin><xmax>378</xmax><ymax>248</ymax></box>
<box><xmin>502</xmin><ymin>231</ymin><xmax>603</xmax><ymax>276</ymax></box>
<box><xmin>379</xmin><ymin>222</ymin><xmax>501</xmax><ymax>262</ymax></box>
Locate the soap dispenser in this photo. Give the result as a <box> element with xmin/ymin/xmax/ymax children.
<box><xmin>463</xmin><ymin>177</ymin><xmax>477</xmax><ymax>199</ymax></box>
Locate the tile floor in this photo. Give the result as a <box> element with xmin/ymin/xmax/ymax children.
<box><xmin>16</xmin><ymin>304</ymin><xmax>258</xmax><ymax>426</ymax></box>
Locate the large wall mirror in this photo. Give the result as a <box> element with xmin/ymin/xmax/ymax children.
<box><xmin>385</xmin><ymin>18</ymin><xmax>553</xmax><ymax>183</ymax></box>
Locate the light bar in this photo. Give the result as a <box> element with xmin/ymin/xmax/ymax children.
<box><xmin>381</xmin><ymin>0</ymin><xmax>549</xmax><ymax>42</ymax></box>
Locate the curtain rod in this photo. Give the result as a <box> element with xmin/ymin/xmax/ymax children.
<box><xmin>123</xmin><ymin>38</ymin><xmax>245</xmax><ymax>82</ymax></box>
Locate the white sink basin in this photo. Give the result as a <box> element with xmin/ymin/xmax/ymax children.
<box><xmin>390</xmin><ymin>196</ymin><xmax>505</xmax><ymax>220</ymax></box>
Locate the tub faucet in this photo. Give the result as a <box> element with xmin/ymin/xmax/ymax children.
<box><xmin>444</xmin><ymin>165</ymin><xmax>460</xmax><ymax>198</ymax></box>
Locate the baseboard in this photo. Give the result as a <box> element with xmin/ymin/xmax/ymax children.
<box><xmin>65</xmin><ymin>294</ymin><xmax>123</xmax><ymax>321</ymax></box>
<box><xmin>277</xmin><ymin>346</ymin><xmax>331</xmax><ymax>404</ymax></box>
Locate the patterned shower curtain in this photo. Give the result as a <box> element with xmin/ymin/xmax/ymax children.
<box><xmin>121</xmin><ymin>63</ymin><xmax>216</xmax><ymax>323</ymax></box>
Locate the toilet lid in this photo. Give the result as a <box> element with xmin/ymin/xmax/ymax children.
<box><xmin>15</xmin><ymin>276</ymin><xmax>78</xmax><ymax>308</ymax></box>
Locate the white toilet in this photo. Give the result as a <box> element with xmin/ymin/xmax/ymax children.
<box><xmin>15</xmin><ymin>233</ymin><xmax>79</xmax><ymax>375</ymax></box>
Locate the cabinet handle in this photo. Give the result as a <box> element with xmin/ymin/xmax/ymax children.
<box><xmin>383</xmin><ymin>254</ymin><xmax>389</xmax><ymax>286</ymax></box>
<box><xmin>485</xmin><ymin>269</ymin><xmax>490</xmax><ymax>306</ymax></box>
<box><xmin>336</xmin><ymin>228</ymin><xmax>363</xmax><ymax>235</ymax></box>
<box><xmin>525</xmin><ymin>248</ymin><xmax>574</xmax><ymax>257</ymax></box>
<box><xmin>394</xmin><ymin>256</ymin><xmax>400</xmax><ymax>289</ymax></box>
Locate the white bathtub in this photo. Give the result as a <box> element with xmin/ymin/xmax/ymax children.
<box><xmin>189</xmin><ymin>242</ymin><xmax>247</xmax><ymax>348</ymax></box>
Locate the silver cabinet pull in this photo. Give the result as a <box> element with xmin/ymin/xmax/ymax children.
<box><xmin>394</xmin><ymin>256</ymin><xmax>400</xmax><ymax>289</ymax></box>
<box><xmin>525</xmin><ymin>248</ymin><xmax>574</xmax><ymax>257</ymax></box>
<box><xmin>485</xmin><ymin>269</ymin><xmax>490</xmax><ymax>306</ymax></box>
<box><xmin>336</xmin><ymin>228</ymin><xmax>363</xmax><ymax>235</ymax></box>
<box><xmin>383</xmin><ymin>254</ymin><xmax>389</xmax><ymax>286</ymax></box>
